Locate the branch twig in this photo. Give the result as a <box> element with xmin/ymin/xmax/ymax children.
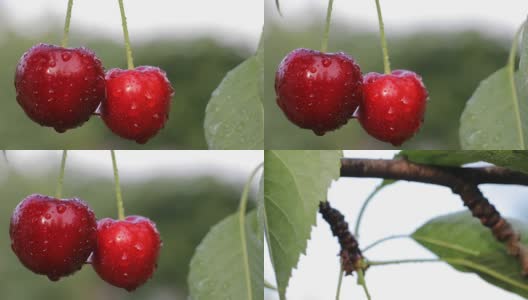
<box><xmin>340</xmin><ymin>158</ymin><xmax>528</xmax><ymax>276</ymax></box>
<box><xmin>319</xmin><ymin>201</ymin><xmax>365</xmax><ymax>275</ymax></box>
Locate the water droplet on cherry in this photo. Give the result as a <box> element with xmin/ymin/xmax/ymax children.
<box><xmin>61</xmin><ymin>53</ymin><xmax>71</xmax><ymax>61</ymax></box>
<box><xmin>57</xmin><ymin>205</ymin><xmax>66</xmax><ymax>214</ymax></box>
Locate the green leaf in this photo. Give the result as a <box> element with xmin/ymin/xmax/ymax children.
<box><xmin>459</xmin><ymin>67</ymin><xmax>528</xmax><ymax>149</ymax></box>
<box><xmin>188</xmin><ymin>210</ymin><xmax>263</xmax><ymax>300</ymax></box>
<box><xmin>460</xmin><ymin>21</ymin><xmax>528</xmax><ymax>150</ymax></box>
<box><xmin>517</xmin><ymin>19</ymin><xmax>528</xmax><ymax>146</ymax></box>
<box><xmin>399</xmin><ymin>150</ymin><xmax>528</xmax><ymax>173</ymax></box>
<box><xmin>204</xmin><ymin>38</ymin><xmax>264</xmax><ymax>149</ymax></box>
<box><xmin>257</xmin><ymin>34</ymin><xmax>264</xmax><ymax>105</ymax></box>
<box><xmin>412</xmin><ymin>211</ymin><xmax>528</xmax><ymax>298</ymax></box>
<box><xmin>264</xmin><ymin>150</ymin><xmax>343</xmax><ymax>299</ymax></box>
<box><xmin>519</xmin><ymin>19</ymin><xmax>528</xmax><ymax>75</ymax></box>
<box><xmin>257</xmin><ymin>174</ymin><xmax>265</xmax><ymax>242</ymax></box>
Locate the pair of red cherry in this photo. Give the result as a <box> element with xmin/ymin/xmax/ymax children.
<box><xmin>15</xmin><ymin>43</ymin><xmax>174</xmax><ymax>144</ymax></box>
<box><xmin>275</xmin><ymin>48</ymin><xmax>428</xmax><ymax>146</ymax></box>
<box><xmin>9</xmin><ymin>194</ymin><xmax>161</xmax><ymax>291</ymax></box>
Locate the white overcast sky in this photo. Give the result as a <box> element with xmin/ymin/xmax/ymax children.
<box><xmin>0</xmin><ymin>151</ymin><xmax>263</xmax><ymax>186</ymax></box>
<box><xmin>0</xmin><ymin>0</ymin><xmax>263</xmax><ymax>51</ymax></box>
<box><xmin>269</xmin><ymin>0</ymin><xmax>528</xmax><ymax>37</ymax></box>
<box><xmin>265</xmin><ymin>150</ymin><xmax>528</xmax><ymax>300</ymax></box>
<box><xmin>3</xmin><ymin>0</ymin><xmax>527</xmax><ymax>53</ymax></box>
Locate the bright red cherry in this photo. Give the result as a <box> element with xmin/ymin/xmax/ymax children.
<box><xmin>92</xmin><ymin>216</ymin><xmax>162</xmax><ymax>291</ymax></box>
<box><xmin>14</xmin><ymin>43</ymin><xmax>105</xmax><ymax>132</ymax></box>
<box><xmin>358</xmin><ymin>70</ymin><xmax>428</xmax><ymax>146</ymax></box>
<box><xmin>275</xmin><ymin>48</ymin><xmax>363</xmax><ymax>135</ymax></box>
<box><xmin>9</xmin><ymin>194</ymin><xmax>97</xmax><ymax>281</ymax></box>
<box><xmin>101</xmin><ymin>66</ymin><xmax>174</xmax><ymax>144</ymax></box>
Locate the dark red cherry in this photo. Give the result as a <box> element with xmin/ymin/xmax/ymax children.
<box><xmin>275</xmin><ymin>48</ymin><xmax>363</xmax><ymax>135</ymax></box>
<box><xmin>101</xmin><ymin>66</ymin><xmax>173</xmax><ymax>144</ymax></box>
<box><xmin>359</xmin><ymin>70</ymin><xmax>428</xmax><ymax>146</ymax></box>
<box><xmin>92</xmin><ymin>216</ymin><xmax>162</xmax><ymax>291</ymax></box>
<box><xmin>14</xmin><ymin>43</ymin><xmax>105</xmax><ymax>132</ymax></box>
<box><xmin>9</xmin><ymin>194</ymin><xmax>97</xmax><ymax>281</ymax></box>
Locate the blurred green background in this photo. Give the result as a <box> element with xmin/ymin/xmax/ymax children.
<box><xmin>0</xmin><ymin>22</ymin><xmax>250</xmax><ymax>149</ymax></box>
<box><xmin>264</xmin><ymin>20</ymin><xmax>511</xmax><ymax>149</ymax></box>
<box><xmin>0</xmin><ymin>152</ymin><xmax>257</xmax><ymax>300</ymax></box>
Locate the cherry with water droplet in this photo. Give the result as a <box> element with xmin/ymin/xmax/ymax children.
<box><xmin>14</xmin><ymin>43</ymin><xmax>105</xmax><ymax>132</ymax></box>
<box><xmin>358</xmin><ymin>70</ymin><xmax>428</xmax><ymax>146</ymax></box>
<box><xmin>9</xmin><ymin>194</ymin><xmax>97</xmax><ymax>281</ymax></box>
<box><xmin>101</xmin><ymin>66</ymin><xmax>174</xmax><ymax>144</ymax></box>
<box><xmin>92</xmin><ymin>216</ymin><xmax>162</xmax><ymax>291</ymax></box>
<box><xmin>275</xmin><ymin>48</ymin><xmax>363</xmax><ymax>135</ymax></box>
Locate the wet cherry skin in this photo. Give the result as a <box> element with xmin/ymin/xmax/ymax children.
<box><xmin>9</xmin><ymin>194</ymin><xmax>97</xmax><ymax>281</ymax></box>
<box><xmin>92</xmin><ymin>216</ymin><xmax>162</xmax><ymax>291</ymax></box>
<box><xmin>101</xmin><ymin>66</ymin><xmax>174</xmax><ymax>144</ymax></box>
<box><xmin>358</xmin><ymin>70</ymin><xmax>428</xmax><ymax>146</ymax></box>
<box><xmin>14</xmin><ymin>43</ymin><xmax>105</xmax><ymax>132</ymax></box>
<box><xmin>275</xmin><ymin>48</ymin><xmax>363</xmax><ymax>135</ymax></box>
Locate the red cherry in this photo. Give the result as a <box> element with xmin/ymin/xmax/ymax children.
<box><xmin>92</xmin><ymin>216</ymin><xmax>162</xmax><ymax>291</ymax></box>
<box><xmin>14</xmin><ymin>43</ymin><xmax>105</xmax><ymax>133</ymax></box>
<box><xmin>101</xmin><ymin>66</ymin><xmax>174</xmax><ymax>144</ymax></box>
<box><xmin>275</xmin><ymin>48</ymin><xmax>363</xmax><ymax>135</ymax></box>
<box><xmin>9</xmin><ymin>194</ymin><xmax>97</xmax><ymax>281</ymax></box>
<box><xmin>358</xmin><ymin>70</ymin><xmax>428</xmax><ymax>146</ymax></box>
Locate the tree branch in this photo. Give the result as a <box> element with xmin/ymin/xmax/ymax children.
<box><xmin>340</xmin><ymin>158</ymin><xmax>528</xmax><ymax>276</ymax></box>
<box><xmin>340</xmin><ymin>158</ymin><xmax>528</xmax><ymax>187</ymax></box>
<box><xmin>441</xmin><ymin>166</ymin><xmax>528</xmax><ymax>186</ymax></box>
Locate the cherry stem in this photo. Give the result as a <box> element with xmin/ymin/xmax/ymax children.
<box><xmin>61</xmin><ymin>0</ymin><xmax>74</xmax><ymax>47</ymax></box>
<box><xmin>369</xmin><ymin>257</ymin><xmax>525</xmax><ymax>290</ymax></box>
<box><xmin>117</xmin><ymin>0</ymin><xmax>135</xmax><ymax>69</ymax></box>
<box><xmin>110</xmin><ymin>150</ymin><xmax>125</xmax><ymax>220</ymax></box>
<box><xmin>321</xmin><ymin>0</ymin><xmax>335</xmax><ymax>53</ymax></box>
<box><xmin>55</xmin><ymin>150</ymin><xmax>68</xmax><ymax>199</ymax></box>
<box><xmin>362</xmin><ymin>234</ymin><xmax>410</xmax><ymax>253</ymax></box>
<box><xmin>239</xmin><ymin>162</ymin><xmax>263</xmax><ymax>214</ymax></box>
<box><xmin>264</xmin><ymin>280</ymin><xmax>277</xmax><ymax>290</ymax></box>
<box><xmin>356</xmin><ymin>268</ymin><xmax>371</xmax><ymax>300</ymax></box>
<box><xmin>374</xmin><ymin>0</ymin><xmax>391</xmax><ymax>74</ymax></box>
<box><xmin>507</xmin><ymin>22</ymin><xmax>525</xmax><ymax>149</ymax></box>
<box><xmin>335</xmin><ymin>267</ymin><xmax>344</xmax><ymax>300</ymax></box>
<box><xmin>354</xmin><ymin>181</ymin><xmax>387</xmax><ymax>238</ymax></box>
<box><xmin>275</xmin><ymin>0</ymin><xmax>282</xmax><ymax>16</ymax></box>
<box><xmin>368</xmin><ymin>258</ymin><xmax>441</xmax><ymax>266</ymax></box>
<box><xmin>238</xmin><ymin>162</ymin><xmax>263</xmax><ymax>300</ymax></box>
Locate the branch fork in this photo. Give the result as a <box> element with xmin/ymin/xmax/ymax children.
<box><xmin>333</xmin><ymin>158</ymin><xmax>528</xmax><ymax>276</ymax></box>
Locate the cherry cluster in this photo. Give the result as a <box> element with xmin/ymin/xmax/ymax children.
<box><xmin>275</xmin><ymin>48</ymin><xmax>428</xmax><ymax>146</ymax></box>
<box><xmin>14</xmin><ymin>43</ymin><xmax>174</xmax><ymax>144</ymax></box>
<box><xmin>9</xmin><ymin>194</ymin><xmax>161</xmax><ymax>291</ymax></box>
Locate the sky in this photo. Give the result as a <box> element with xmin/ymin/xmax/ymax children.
<box><xmin>0</xmin><ymin>150</ymin><xmax>264</xmax><ymax>186</ymax></box>
<box><xmin>265</xmin><ymin>150</ymin><xmax>528</xmax><ymax>300</ymax></box>
<box><xmin>268</xmin><ymin>0</ymin><xmax>528</xmax><ymax>37</ymax></box>
<box><xmin>1</xmin><ymin>0</ymin><xmax>527</xmax><ymax>52</ymax></box>
<box><xmin>0</xmin><ymin>0</ymin><xmax>263</xmax><ymax>51</ymax></box>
